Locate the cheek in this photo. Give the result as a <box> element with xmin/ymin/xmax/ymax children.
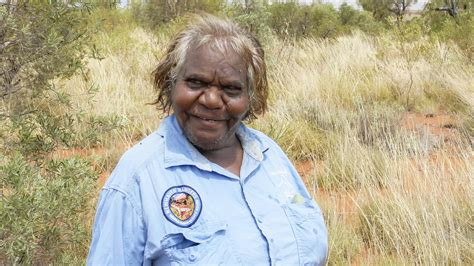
<box><xmin>226</xmin><ymin>96</ymin><xmax>250</xmax><ymax>118</ymax></box>
<box><xmin>171</xmin><ymin>85</ymin><xmax>198</xmax><ymax>112</ymax></box>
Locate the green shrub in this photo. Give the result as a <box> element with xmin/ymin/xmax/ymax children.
<box><xmin>339</xmin><ymin>3</ymin><xmax>385</xmax><ymax>35</ymax></box>
<box><xmin>0</xmin><ymin>154</ymin><xmax>97</xmax><ymax>264</ymax></box>
<box><xmin>433</xmin><ymin>12</ymin><xmax>474</xmax><ymax>60</ymax></box>
<box><xmin>0</xmin><ymin>2</ymin><xmax>115</xmax><ymax>263</ymax></box>
<box><xmin>131</xmin><ymin>0</ymin><xmax>224</xmax><ymax>30</ymax></box>
<box><xmin>0</xmin><ymin>3</ymin><xmax>92</xmax><ymax>102</ymax></box>
<box><xmin>223</xmin><ymin>1</ymin><xmax>272</xmax><ymax>41</ymax></box>
<box><xmin>267</xmin><ymin>2</ymin><xmax>302</xmax><ymax>37</ymax></box>
<box><xmin>266</xmin><ymin>3</ymin><xmax>340</xmax><ymax>39</ymax></box>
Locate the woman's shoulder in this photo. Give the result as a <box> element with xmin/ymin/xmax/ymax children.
<box><xmin>102</xmin><ymin>130</ymin><xmax>165</xmax><ymax>191</ymax></box>
<box><xmin>244</xmin><ymin>126</ymin><xmax>286</xmax><ymax>154</ymax></box>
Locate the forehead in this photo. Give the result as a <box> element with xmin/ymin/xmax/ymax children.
<box><xmin>181</xmin><ymin>45</ymin><xmax>247</xmax><ymax>82</ymax></box>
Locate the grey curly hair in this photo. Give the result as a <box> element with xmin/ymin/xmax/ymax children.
<box><xmin>152</xmin><ymin>14</ymin><xmax>268</xmax><ymax>120</ymax></box>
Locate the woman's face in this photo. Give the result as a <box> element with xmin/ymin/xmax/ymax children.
<box><xmin>171</xmin><ymin>45</ymin><xmax>249</xmax><ymax>151</ymax></box>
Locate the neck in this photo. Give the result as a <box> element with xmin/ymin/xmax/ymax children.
<box><xmin>199</xmin><ymin>136</ymin><xmax>243</xmax><ymax>177</ymax></box>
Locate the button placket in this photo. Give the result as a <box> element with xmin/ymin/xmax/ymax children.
<box><xmin>240</xmin><ymin>181</ymin><xmax>274</xmax><ymax>264</ymax></box>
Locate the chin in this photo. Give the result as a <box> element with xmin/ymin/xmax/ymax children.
<box><xmin>184</xmin><ymin>131</ymin><xmax>225</xmax><ymax>151</ymax></box>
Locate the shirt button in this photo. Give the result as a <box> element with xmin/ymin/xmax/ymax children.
<box><xmin>189</xmin><ymin>253</ymin><xmax>197</xmax><ymax>262</ymax></box>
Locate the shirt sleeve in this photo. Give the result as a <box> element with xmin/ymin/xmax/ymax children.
<box><xmin>87</xmin><ymin>188</ymin><xmax>146</xmax><ymax>265</ymax></box>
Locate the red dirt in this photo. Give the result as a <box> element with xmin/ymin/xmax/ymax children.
<box><xmin>98</xmin><ymin>170</ymin><xmax>111</xmax><ymax>188</ymax></box>
<box><xmin>295</xmin><ymin>160</ymin><xmax>362</xmax><ymax>224</ymax></box>
<box><xmin>294</xmin><ymin>160</ymin><xmax>314</xmax><ymax>184</ymax></box>
<box><xmin>400</xmin><ymin>112</ymin><xmax>460</xmax><ymax>143</ymax></box>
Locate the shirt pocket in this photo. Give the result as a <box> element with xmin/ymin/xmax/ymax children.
<box><xmin>161</xmin><ymin>219</ymin><xmax>241</xmax><ymax>265</ymax></box>
<box><xmin>283</xmin><ymin>199</ymin><xmax>328</xmax><ymax>266</ymax></box>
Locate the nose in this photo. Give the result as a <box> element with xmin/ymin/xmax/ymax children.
<box><xmin>199</xmin><ymin>86</ymin><xmax>223</xmax><ymax>109</ymax></box>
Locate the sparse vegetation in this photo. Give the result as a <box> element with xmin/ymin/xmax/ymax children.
<box><xmin>1</xmin><ymin>1</ymin><xmax>473</xmax><ymax>264</ymax></box>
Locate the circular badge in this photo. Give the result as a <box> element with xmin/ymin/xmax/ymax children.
<box><xmin>161</xmin><ymin>185</ymin><xmax>202</xmax><ymax>227</ymax></box>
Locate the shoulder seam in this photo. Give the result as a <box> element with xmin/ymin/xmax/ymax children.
<box><xmin>102</xmin><ymin>186</ymin><xmax>146</xmax><ymax>227</ymax></box>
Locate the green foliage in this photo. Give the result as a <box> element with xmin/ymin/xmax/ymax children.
<box><xmin>359</xmin><ymin>0</ymin><xmax>418</xmax><ymax>21</ymax></box>
<box><xmin>0</xmin><ymin>154</ymin><xmax>96</xmax><ymax>264</ymax></box>
<box><xmin>339</xmin><ymin>3</ymin><xmax>384</xmax><ymax>35</ymax></box>
<box><xmin>131</xmin><ymin>0</ymin><xmax>224</xmax><ymax>30</ymax></box>
<box><xmin>427</xmin><ymin>0</ymin><xmax>474</xmax><ymax>15</ymax></box>
<box><xmin>266</xmin><ymin>2</ymin><xmax>384</xmax><ymax>39</ymax></box>
<box><xmin>89</xmin><ymin>0</ymin><xmax>121</xmax><ymax>9</ymax></box>
<box><xmin>266</xmin><ymin>3</ymin><xmax>340</xmax><ymax>38</ymax></box>
<box><xmin>266</xmin><ymin>2</ymin><xmax>302</xmax><ymax>37</ymax></box>
<box><xmin>223</xmin><ymin>1</ymin><xmax>272</xmax><ymax>41</ymax></box>
<box><xmin>266</xmin><ymin>2</ymin><xmax>339</xmax><ymax>38</ymax></box>
<box><xmin>310</xmin><ymin>4</ymin><xmax>340</xmax><ymax>38</ymax></box>
<box><xmin>0</xmin><ymin>2</ymin><xmax>121</xmax><ymax>263</ymax></box>
<box><xmin>0</xmin><ymin>2</ymin><xmax>93</xmax><ymax>102</ymax></box>
<box><xmin>428</xmin><ymin>11</ymin><xmax>474</xmax><ymax>60</ymax></box>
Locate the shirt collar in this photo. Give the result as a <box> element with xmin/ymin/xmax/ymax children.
<box><xmin>157</xmin><ymin>115</ymin><xmax>269</xmax><ymax>171</ymax></box>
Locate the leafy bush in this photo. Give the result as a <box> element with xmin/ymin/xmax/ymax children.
<box><xmin>429</xmin><ymin>12</ymin><xmax>474</xmax><ymax>61</ymax></box>
<box><xmin>339</xmin><ymin>3</ymin><xmax>384</xmax><ymax>35</ymax></box>
<box><xmin>223</xmin><ymin>1</ymin><xmax>272</xmax><ymax>41</ymax></box>
<box><xmin>131</xmin><ymin>0</ymin><xmax>224</xmax><ymax>30</ymax></box>
<box><xmin>267</xmin><ymin>2</ymin><xmax>386</xmax><ymax>39</ymax></box>
<box><xmin>0</xmin><ymin>2</ymin><xmax>116</xmax><ymax>263</ymax></box>
<box><xmin>0</xmin><ymin>3</ymin><xmax>92</xmax><ymax>102</ymax></box>
<box><xmin>0</xmin><ymin>154</ymin><xmax>96</xmax><ymax>264</ymax></box>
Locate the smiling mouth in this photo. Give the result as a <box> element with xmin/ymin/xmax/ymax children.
<box><xmin>190</xmin><ymin>113</ymin><xmax>227</xmax><ymax>122</ymax></box>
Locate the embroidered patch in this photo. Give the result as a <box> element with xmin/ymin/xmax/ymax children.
<box><xmin>162</xmin><ymin>185</ymin><xmax>202</xmax><ymax>227</ymax></box>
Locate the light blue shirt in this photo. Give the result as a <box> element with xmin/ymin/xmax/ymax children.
<box><xmin>87</xmin><ymin>115</ymin><xmax>328</xmax><ymax>265</ymax></box>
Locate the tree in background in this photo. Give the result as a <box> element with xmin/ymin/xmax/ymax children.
<box><xmin>266</xmin><ymin>2</ymin><xmax>383</xmax><ymax>39</ymax></box>
<box><xmin>309</xmin><ymin>4</ymin><xmax>340</xmax><ymax>38</ymax></box>
<box><xmin>429</xmin><ymin>0</ymin><xmax>473</xmax><ymax>17</ymax></box>
<box><xmin>424</xmin><ymin>0</ymin><xmax>474</xmax><ymax>60</ymax></box>
<box><xmin>224</xmin><ymin>0</ymin><xmax>271</xmax><ymax>39</ymax></box>
<box><xmin>131</xmin><ymin>0</ymin><xmax>224</xmax><ymax>29</ymax></box>
<box><xmin>338</xmin><ymin>3</ymin><xmax>383</xmax><ymax>35</ymax></box>
<box><xmin>358</xmin><ymin>0</ymin><xmax>418</xmax><ymax>22</ymax></box>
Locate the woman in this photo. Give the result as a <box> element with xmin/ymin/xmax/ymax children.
<box><xmin>87</xmin><ymin>15</ymin><xmax>328</xmax><ymax>265</ymax></box>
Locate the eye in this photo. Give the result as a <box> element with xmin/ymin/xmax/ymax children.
<box><xmin>223</xmin><ymin>86</ymin><xmax>242</xmax><ymax>97</ymax></box>
<box><xmin>186</xmin><ymin>79</ymin><xmax>206</xmax><ymax>89</ymax></box>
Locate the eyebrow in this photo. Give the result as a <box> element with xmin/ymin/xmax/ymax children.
<box><xmin>221</xmin><ymin>80</ymin><xmax>245</xmax><ymax>88</ymax></box>
<box><xmin>184</xmin><ymin>73</ymin><xmax>245</xmax><ymax>88</ymax></box>
<box><xmin>183</xmin><ymin>73</ymin><xmax>210</xmax><ymax>81</ymax></box>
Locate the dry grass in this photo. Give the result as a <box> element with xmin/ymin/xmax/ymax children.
<box><xmin>61</xmin><ymin>24</ymin><xmax>474</xmax><ymax>264</ymax></box>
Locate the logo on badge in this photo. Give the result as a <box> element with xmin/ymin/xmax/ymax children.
<box><xmin>162</xmin><ymin>185</ymin><xmax>202</xmax><ymax>227</ymax></box>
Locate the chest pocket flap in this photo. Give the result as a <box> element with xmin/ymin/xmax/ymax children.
<box><xmin>160</xmin><ymin>220</ymin><xmax>239</xmax><ymax>265</ymax></box>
